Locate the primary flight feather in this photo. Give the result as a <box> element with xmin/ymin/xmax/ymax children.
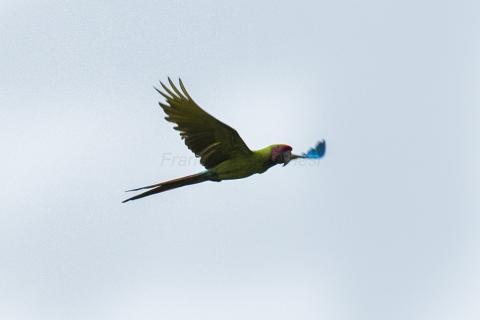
<box><xmin>123</xmin><ymin>78</ymin><xmax>326</xmax><ymax>203</ymax></box>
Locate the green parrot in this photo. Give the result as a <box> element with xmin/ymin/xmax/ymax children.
<box><xmin>123</xmin><ymin>78</ymin><xmax>325</xmax><ymax>203</ymax></box>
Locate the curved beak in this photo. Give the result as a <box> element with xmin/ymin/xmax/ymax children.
<box><xmin>282</xmin><ymin>151</ymin><xmax>292</xmax><ymax>166</ymax></box>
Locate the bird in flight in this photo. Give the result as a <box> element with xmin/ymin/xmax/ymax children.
<box><xmin>123</xmin><ymin>78</ymin><xmax>326</xmax><ymax>203</ymax></box>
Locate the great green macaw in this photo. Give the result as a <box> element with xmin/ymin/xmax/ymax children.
<box><xmin>123</xmin><ymin>78</ymin><xmax>325</xmax><ymax>203</ymax></box>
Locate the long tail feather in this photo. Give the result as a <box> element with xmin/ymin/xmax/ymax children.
<box><xmin>122</xmin><ymin>172</ymin><xmax>210</xmax><ymax>203</ymax></box>
<box><xmin>125</xmin><ymin>182</ymin><xmax>163</xmax><ymax>192</ymax></box>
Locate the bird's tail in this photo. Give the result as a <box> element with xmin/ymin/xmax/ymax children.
<box><xmin>122</xmin><ymin>171</ymin><xmax>211</xmax><ymax>203</ymax></box>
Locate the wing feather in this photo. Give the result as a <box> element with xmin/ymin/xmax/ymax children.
<box><xmin>156</xmin><ymin>78</ymin><xmax>252</xmax><ymax>169</ymax></box>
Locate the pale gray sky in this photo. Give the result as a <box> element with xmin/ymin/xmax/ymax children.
<box><xmin>1</xmin><ymin>1</ymin><xmax>479</xmax><ymax>319</ymax></box>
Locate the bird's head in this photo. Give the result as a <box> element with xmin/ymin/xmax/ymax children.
<box><xmin>271</xmin><ymin>144</ymin><xmax>293</xmax><ymax>166</ymax></box>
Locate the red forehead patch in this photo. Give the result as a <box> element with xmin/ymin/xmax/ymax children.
<box><xmin>279</xmin><ymin>145</ymin><xmax>292</xmax><ymax>152</ymax></box>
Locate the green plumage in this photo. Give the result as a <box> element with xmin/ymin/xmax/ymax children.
<box><xmin>156</xmin><ymin>78</ymin><xmax>251</xmax><ymax>169</ymax></box>
<box><xmin>211</xmin><ymin>145</ymin><xmax>275</xmax><ymax>180</ymax></box>
<box><xmin>123</xmin><ymin>78</ymin><xmax>306</xmax><ymax>203</ymax></box>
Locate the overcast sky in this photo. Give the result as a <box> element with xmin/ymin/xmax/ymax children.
<box><xmin>1</xmin><ymin>1</ymin><xmax>479</xmax><ymax>319</ymax></box>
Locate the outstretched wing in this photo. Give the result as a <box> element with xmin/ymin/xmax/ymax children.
<box><xmin>291</xmin><ymin>140</ymin><xmax>326</xmax><ymax>160</ymax></box>
<box><xmin>156</xmin><ymin>78</ymin><xmax>252</xmax><ymax>169</ymax></box>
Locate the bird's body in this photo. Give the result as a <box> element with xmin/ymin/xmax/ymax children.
<box><xmin>211</xmin><ymin>145</ymin><xmax>274</xmax><ymax>180</ymax></box>
<box><xmin>123</xmin><ymin>78</ymin><xmax>325</xmax><ymax>203</ymax></box>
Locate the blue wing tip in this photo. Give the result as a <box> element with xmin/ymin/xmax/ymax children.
<box><xmin>302</xmin><ymin>139</ymin><xmax>326</xmax><ymax>159</ymax></box>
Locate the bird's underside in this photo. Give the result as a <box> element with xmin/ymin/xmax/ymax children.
<box><xmin>123</xmin><ymin>78</ymin><xmax>326</xmax><ymax>203</ymax></box>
